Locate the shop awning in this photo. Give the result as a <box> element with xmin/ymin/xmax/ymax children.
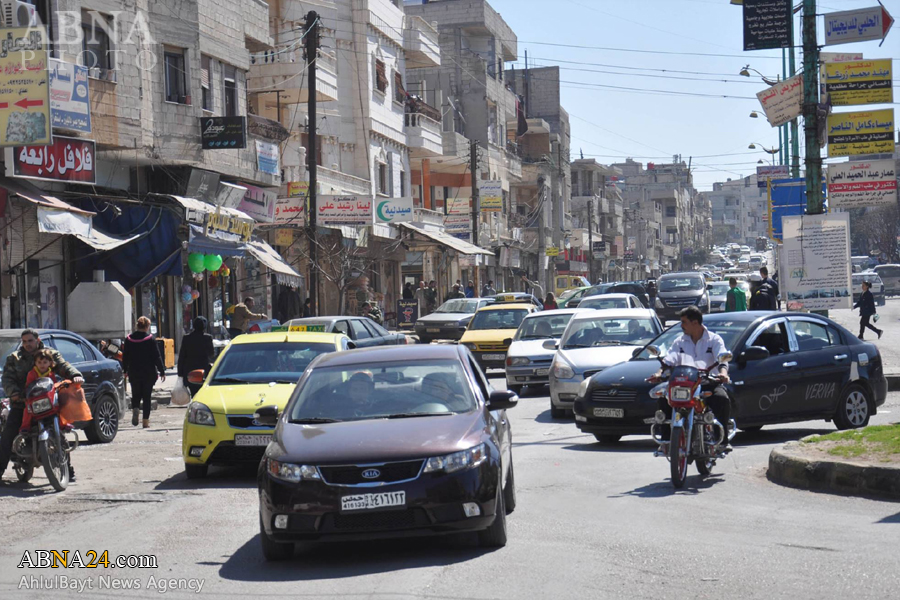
<box><xmin>398</xmin><ymin>223</ymin><xmax>493</xmax><ymax>256</ymax></box>
<box><xmin>36</xmin><ymin>207</ymin><xmax>140</xmax><ymax>251</ymax></box>
<box><xmin>0</xmin><ymin>175</ymin><xmax>95</xmax><ymax>217</ymax></box>
<box><xmin>188</xmin><ymin>224</ymin><xmax>247</xmax><ymax>257</ymax></box>
<box><xmin>247</xmin><ymin>238</ymin><xmax>302</xmax><ymax>288</ymax></box>
<box><xmin>164</xmin><ymin>194</ymin><xmax>254</xmax><ymax>223</ymax></box>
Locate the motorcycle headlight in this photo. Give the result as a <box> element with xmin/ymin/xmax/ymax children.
<box><xmin>577</xmin><ymin>377</ymin><xmax>591</xmax><ymax>399</ymax></box>
<box><xmin>654</xmin><ymin>297</ymin><xmax>664</xmax><ymax>309</ymax></box>
<box><xmin>267</xmin><ymin>459</ymin><xmax>320</xmax><ymax>483</ymax></box>
<box><xmin>508</xmin><ymin>357</ymin><xmax>530</xmax><ymax>366</ymax></box>
<box><xmin>552</xmin><ymin>357</ymin><xmax>575</xmax><ymax>380</ymax></box>
<box><xmin>30</xmin><ymin>398</ymin><xmax>52</xmax><ymax>414</ymax></box>
<box><xmin>423</xmin><ymin>443</ymin><xmax>488</xmax><ymax>474</ymax></box>
<box><xmin>672</xmin><ymin>387</ymin><xmax>692</xmax><ymax>401</ymax></box>
<box><xmin>187</xmin><ymin>402</ymin><xmax>216</xmax><ymax>426</ymax></box>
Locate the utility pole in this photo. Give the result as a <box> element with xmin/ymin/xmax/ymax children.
<box><xmin>587</xmin><ymin>198</ymin><xmax>595</xmax><ymax>284</ymax></box>
<box><xmin>537</xmin><ymin>176</ymin><xmax>546</xmax><ymax>292</ymax></box>
<box><xmin>305</xmin><ymin>11</ymin><xmax>320</xmax><ymax>315</ymax></box>
<box><xmin>470</xmin><ymin>138</ymin><xmax>480</xmax><ymax>291</ymax></box>
<box><xmin>789</xmin><ymin>17</ymin><xmax>800</xmax><ymax>178</ymax></box>
<box><xmin>802</xmin><ymin>0</ymin><xmax>823</xmax><ymax>214</ymax></box>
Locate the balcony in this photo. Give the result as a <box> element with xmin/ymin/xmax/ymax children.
<box><xmin>443</xmin><ymin>130</ymin><xmax>469</xmax><ymax>158</ymax></box>
<box><xmin>413</xmin><ymin>207</ymin><xmax>445</xmax><ymax>227</ymax></box>
<box><xmin>318</xmin><ymin>166</ymin><xmax>371</xmax><ymax>196</ymax></box>
<box><xmin>506</xmin><ymin>150</ymin><xmax>522</xmax><ymax>180</ymax></box>
<box><xmin>406</xmin><ymin>111</ymin><xmax>443</xmax><ymax>159</ymax></box>
<box><xmin>404</xmin><ymin>16</ymin><xmax>440</xmax><ymax>69</ymax></box>
<box><xmin>249</xmin><ymin>49</ymin><xmax>338</xmax><ymax>104</ymax></box>
<box><xmin>663</xmin><ymin>215</ymin><xmax>678</xmax><ymax>227</ymax></box>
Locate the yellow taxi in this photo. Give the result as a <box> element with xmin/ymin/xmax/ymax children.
<box><xmin>181</xmin><ymin>329</ymin><xmax>351</xmax><ymax>478</ymax></box>
<box><xmin>460</xmin><ymin>303</ymin><xmax>539</xmax><ymax>371</ymax></box>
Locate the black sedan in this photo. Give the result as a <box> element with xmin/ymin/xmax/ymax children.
<box><xmin>0</xmin><ymin>329</ymin><xmax>126</xmax><ymax>443</ymax></box>
<box><xmin>573</xmin><ymin>312</ymin><xmax>887</xmax><ymax>443</ymax></box>
<box><xmin>571</xmin><ymin>282</ymin><xmax>651</xmax><ymax>308</ymax></box>
<box><xmin>283</xmin><ymin>317</ymin><xmax>408</xmax><ymax>348</ymax></box>
<box><xmin>256</xmin><ymin>344</ymin><xmax>517</xmax><ymax>559</ymax></box>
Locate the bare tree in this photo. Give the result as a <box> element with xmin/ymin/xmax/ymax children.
<box><xmin>859</xmin><ymin>205</ymin><xmax>900</xmax><ymax>262</ymax></box>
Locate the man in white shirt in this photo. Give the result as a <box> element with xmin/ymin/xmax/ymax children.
<box><xmin>651</xmin><ymin>306</ymin><xmax>733</xmax><ymax>450</ymax></box>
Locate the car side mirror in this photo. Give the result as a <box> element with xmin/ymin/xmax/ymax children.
<box><xmin>707</xmin><ymin>284</ymin><xmax>713</xmax><ymax>290</ymax></box>
<box><xmin>254</xmin><ymin>405</ymin><xmax>279</xmax><ymax>426</ymax></box>
<box><xmin>739</xmin><ymin>346</ymin><xmax>769</xmax><ymax>362</ymax></box>
<box><xmin>488</xmin><ymin>389</ymin><xmax>518</xmax><ymax>411</ymax></box>
<box><xmin>187</xmin><ymin>369</ymin><xmax>206</xmax><ymax>385</ymax></box>
<box><xmin>632</xmin><ymin>347</ymin><xmax>642</xmax><ymax>358</ymax></box>
<box><xmin>542</xmin><ymin>340</ymin><xmax>558</xmax><ymax>350</ymax></box>
<box><xmin>503</xmin><ymin>338</ymin><xmax>513</xmax><ymax>346</ymax></box>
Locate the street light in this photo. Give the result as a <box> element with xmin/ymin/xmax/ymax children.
<box><xmin>739</xmin><ymin>65</ymin><xmax>778</xmax><ymax>86</ymax></box>
<box><xmin>749</xmin><ymin>111</ymin><xmax>759</xmax><ymax>118</ymax></box>
<box><xmin>748</xmin><ymin>143</ymin><xmax>780</xmax><ymax>155</ymax></box>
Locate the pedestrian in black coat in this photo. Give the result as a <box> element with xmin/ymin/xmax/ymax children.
<box><xmin>177</xmin><ymin>317</ymin><xmax>215</xmax><ymax>397</ymax></box>
<box><xmin>853</xmin><ymin>281</ymin><xmax>883</xmax><ymax>340</ymax></box>
<box><xmin>122</xmin><ymin>316</ymin><xmax>166</xmax><ymax>428</ymax></box>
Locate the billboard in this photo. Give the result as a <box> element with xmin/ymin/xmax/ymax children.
<box><xmin>826</xmin><ymin>159</ymin><xmax>897</xmax><ymax>209</ymax></box>
<box><xmin>316</xmin><ymin>195</ymin><xmax>372</xmax><ymax>226</ymax></box>
<box><xmin>824</xmin><ymin>59</ymin><xmax>893</xmax><ymax>106</ymax></box>
<box><xmin>756</xmin><ymin>75</ymin><xmax>803</xmax><ymax>127</ymax></box>
<box><xmin>478</xmin><ymin>180</ymin><xmax>502</xmax><ymax>212</ymax></box>
<box><xmin>768</xmin><ymin>178</ymin><xmax>827</xmax><ymax>240</ymax></box>
<box><xmin>826</xmin><ymin>109</ymin><xmax>896</xmax><ymax>157</ymax></box>
<box><xmin>6</xmin><ymin>137</ymin><xmax>96</xmax><ymax>184</ymax></box>
<box><xmin>49</xmin><ymin>60</ymin><xmax>91</xmax><ymax>133</ymax></box>
<box><xmin>780</xmin><ymin>213</ymin><xmax>852</xmax><ymax>311</ymax></box>
<box><xmin>0</xmin><ymin>27</ymin><xmax>51</xmax><ymax>147</ymax></box>
<box><xmin>743</xmin><ymin>0</ymin><xmax>792</xmax><ymax>51</ymax></box>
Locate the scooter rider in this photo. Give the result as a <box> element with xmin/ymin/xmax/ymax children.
<box><xmin>650</xmin><ymin>306</ymin><xmax>733</xmax><ymax>452</ymax></box>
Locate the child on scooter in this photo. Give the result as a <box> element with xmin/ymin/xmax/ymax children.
<box><xmin>20</xmin><ymin>348</ymin><xmax>61</xmax><ymax>433</ymax></box>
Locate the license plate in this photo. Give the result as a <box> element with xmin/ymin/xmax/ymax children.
<box><xmin>426</xmin><ymin>328</ymin><xmax>440</xmax><ymax>333</ymax></box>
<box><xmin>235</xmin><ymin>435</ymin><xmax>272</xmax><ymax>446</ymax></box>
<box><xmin>535</xmin><ymin>368</ymin><xmax>549</xmax><ymax>376</ymax></box>
<box><xmin>483</xmin><ymin>354</ymin><xmax>505</xmax><ymax>361</ymax></box>
<box><xmin>593</xmin><ymin>408</ymin><xmax>624</xmax><ymax>418</ymax></box>
<box><xmin>341</xmin><ymin>491</ymin><xmax>406</xmax><ymax>512</ymax></box>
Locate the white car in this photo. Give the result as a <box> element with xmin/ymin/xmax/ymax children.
<box><xmin>505</xmin><ymin>309</ymin><xmax>582</xmax><ymax>394</ymax></box>
<box><xmin>577</xmin><ymin>293</ymin><xmax>644</xmax><ymax>310</ymax></box>
<box><xmin>852</xmin><ymin>272</ymin><xmax>886</xmax><ymax>306</ymax></box>
<box><xmin>547</xmin><ymin>309</ymin><xmax>663</xmax><ymax>419</ymax></box>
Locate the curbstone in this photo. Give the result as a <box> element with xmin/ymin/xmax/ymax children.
<box><xmin>768</xmin><ymin>440</ymin><xmax>900</xmax><ymax>500</ymax></box>
<box><xmin>886</xmin><ymin>373</ymin><xmax>900</xmax><ymax>392</ymax></box>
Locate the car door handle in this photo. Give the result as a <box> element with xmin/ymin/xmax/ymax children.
<box><xmin>782</xmin><ymin>361</ymin><xmax>798</xmax><ymax>368</ymax></box>
<box><xmin>834</xmin><ymin>354</ymin><xmax>848</xmax><ymax>361</ymax></box>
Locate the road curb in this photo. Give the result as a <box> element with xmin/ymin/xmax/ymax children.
<box><xmin>768</xmin><ymin>439</ymin><xmax>900</xmax><ymax>500</ymax></box>
<box><xmin>887</xmin><ymin>374</ymin><xmax>900</xmax><ymax>392</ymax></box>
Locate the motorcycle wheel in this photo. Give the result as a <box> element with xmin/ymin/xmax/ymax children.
<box><xmin>14</xmin><ymin>462</ymin><xmax>34</xmax><ymax>482</ymax></box>
<box><xmin>39</xmin><ymin>430</ymin><xmax>69</xmax><ymax>492</ymax></box>
<box><xmin>669</xmin><ymin>425</ymin><xmax>688</xmax><ymax>489</ymax></box>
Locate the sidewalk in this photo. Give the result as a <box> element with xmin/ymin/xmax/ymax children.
<box><xmin>124</xmin><ymin>368</ymin><xmax>179</xmax><ymax>411</ymax></box>
<box><xmin>828</xmin><ymin>305</ymin><xmax>900</xmax><ymax>388</ymax></box>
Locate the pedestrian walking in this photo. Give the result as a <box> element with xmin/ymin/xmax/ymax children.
<box><xmin>465</xmin><ymin>280</ymin><xmax>476</xmax><ymax>298</ymax></box>
<box><xmin>302</xmin><ymin>298</ymin><xmax>311</xmax><ymax>318</ymax></box>
<box><xmin>425</xmin><ymin>280</ymin><xmax>438</xmax><ymax>314</ymax></box>
<box><xmin>122</xmin><ymin>316</ymin><xmax>166</xmax><ymax>428</ymax></box>
<box><xmin>725</xmin><ymin>277</ymin><xmax>747</xmax><ymax>312</ymax></box>
<box><xmin>414</xmin><ymin>281</ymin><xmax>428</xmax><ymax>315</ymax></box>
<box><xmin>482</xmin><ymin>280</ymin><xmax>497</xmax><ymax>297</ymax></box>
<box><xmin>445</xmin><ymin>284</ymin><xmax>465</xmax><ymax>302</ymax></box>
<box><xmin>760</xmin><ymin>266</ymin><xmax>779</xmax><ymax>309</ymax></box>
<box><xmin>853</xmin><ymin>281</ymin><xmax>883</xmax><ymax>340</ymax></box>
<box><xmin>177</xmin><ymin>317</ymin><xmax>215</xmax><ymax>398</ymax></box>
<box><xmin>402</xmin><ymin>282</ymin><xmax>414</xmax><ymax>300</ymax></box>
<box><xmin>543</xmin><ymin>293</ymin><xmax>558</xmax><ymax>310</ymax></box>
<box><xmin>227</xmin><ymin>297</ymin><xmax>267</xmax><ymax>339</ymax></box>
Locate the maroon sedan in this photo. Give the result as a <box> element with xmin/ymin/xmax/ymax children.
<box><xmin>255</xmin><ymin>344</ymin><xmax>519</xmax><ymax>560</ymax></box>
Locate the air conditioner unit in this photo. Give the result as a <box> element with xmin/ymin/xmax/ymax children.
<box><xmin>2</xmin><ymin>0</ymin><xmax>38</xmax><ymax>27</ymax></box>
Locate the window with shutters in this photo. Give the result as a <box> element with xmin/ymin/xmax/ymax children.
<box><xmin>81</xmin><ymin>11</ymin><xmax>115</xmax><ymax>80</ymax></box>
<box><xmin>393</xmin><ymin>71</ymin><xmax>405</xmax><ymax>104</ymax></box>
<box><xmin>223</xmin><ymin>64</ymin><xmax>237</xmax><ymax>117</ymax></box>
<box><xmin>377</xmin><ymin>162</ymin><xmax>388</xmax><ymax>196</ymax></box>
<box><xmin>164</xmin><ymin>48</ymin><xmax>188</xmax><ymax>104</ymax></box>
<box><xmin>200</xmin><ymin>55</ymin><xmax>212</xmax><ymax>112</ymax></box>
<box><xmin>374</xmin><ymin>59</ymin><xmax>387</xmax><ymax>94</ymax></box>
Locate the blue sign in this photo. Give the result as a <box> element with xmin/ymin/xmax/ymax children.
<box><xmin>49</xmin><ymin>60</ymin><xmax>91</xmax><ymax>133</ymax></box>
<box><xmin>769</xmin><ymin>178</ymin><xmax>828</xmax><ymax>240</ymax></box>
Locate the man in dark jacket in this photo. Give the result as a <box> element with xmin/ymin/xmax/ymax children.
<box><xmin>749</xmin><ymin>276</ymin><xmax>777</xmax><ymax>311</ymax></box>
<box><xmin>760</xmin><ymin>266</ymin><xmax>779</xmax><ymax>309</ymax></box>
<box><xmin>0</xmin><ymin>329</ymin><xmax>82</xmax><ymax>482</ymax></box>
<box><xmin>177</xmin><ymin>317</ymin><xmax>215</xmax><ymax>397</ymax></box>
<box><xmin>853</xmin><ymin>281</ymin><xmax>883</xmax><ymax>340</ymax></box>
<box><xmin>122</xmin><ymin>317</ymin><xmax>166</xmax><ymax>428</ymax></box>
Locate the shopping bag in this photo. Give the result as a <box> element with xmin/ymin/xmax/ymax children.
<box><xmin>171</xmin><ymin>378</ymin><xmax>191</xmax><ymax>406</ymax></box>
<box><xmin>873</xmin><ymin>314</ymin><xmax>880</xmax><ymax>323</ymax></box>
<box><xmin>59</xmin><ymin>382</ymin><xmax>93</xmax><ymax>425</ymax></box>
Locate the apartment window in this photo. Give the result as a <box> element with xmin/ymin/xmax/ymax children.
<box><xmin>223</xmin><ymin>64</ymin><xmax>237</xmax><ymax>117</ymax></box>
<box><xmin>665</xmin><ymin>206</ymin><xmax>677</xmax><ymax>218</ymax></box>
<box><xmin>164</xmin><ymin>49</ymin><xmax>188</xmax><ymax>104</ymax></box>
<box><xmin>374</xmin><ymin>59</ymin><xmax>388</xmax><ymax>94</ymax></box>
<box><xmin>81</xmin><ymin>11</ymin><xmax>115</xmax><ymax>79</ymax></box>
<box><xmin>200</xmin><ymin>55</ymin><xmax>212</xmax><ymax>112</ymax></box>
<box><xmin>571</xmin><ymin>171</ymin><xmax>579</xmax><ymax>188</ymax></box>
<box><xmin>393</xmin><ymin>71</ymin><xmax>405</xmax><ymax>104</ymax></box>
<box><xmin>377</xmin><ymin>162</ymin><xmax>388</xmax><ymax>195</ymax></box>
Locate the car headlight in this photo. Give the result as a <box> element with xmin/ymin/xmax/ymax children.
<box><xmin>463</xmin><ymin>343</ymin><xmax>477</xmax><ymax>351</ymax></box>
<box><xmin>187</xmin><ymin>402</ymin><xmax>216</xmax><ymax>426</ymax></box>
<box><xmin>577</xmin><ymin>377</ymin><xmax>591</xmax><ymax>399</ymax></box>
<box><xmin>654</xmin><ymin>297</ymin><xmax>664</xmax><ymax>309</ymax></box>
<box><xmin>423</xmin><ymin>442</ymin><xmax>488</xmax><ymax>474</ymax></box>
<box><xmin>267</xmin><ymin>458</ymin><xmax>321</xmax><ymax>482</ymax></box>
<box><xmin>508</xmin><ymin>357</ymin><xmax>530</xmax><ymax>366</ymax></box>
<box><xmin>552</xmin><ymin>357</ymin><xmax>575</xmax><ymax>379</ymax></box>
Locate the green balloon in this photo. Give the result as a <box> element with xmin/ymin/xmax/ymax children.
<box><xmin>204</xmin><ymin>254</ymin><xmax>223</xmax><ymax>272</ymax></box>
<box><xmin>188</xmin><ymin>253</ymin><xmax>205</xmax><ymax>273</ymax></box>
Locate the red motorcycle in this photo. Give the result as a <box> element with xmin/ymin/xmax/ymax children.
<box><xmin>9</xmin><ymin>378</ymin><xmax>80</xmax><ymax>491</ymax></box>
<box><xmin>646</xmin><ymin>347</ymin><xmax>735</xmax><ymax>489</ymax></box>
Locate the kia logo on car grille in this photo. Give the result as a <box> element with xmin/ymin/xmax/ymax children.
<box><xmin>361</xmin><ymin>469</ymin><xmax>381</xmax><ymax>479</ymax></box>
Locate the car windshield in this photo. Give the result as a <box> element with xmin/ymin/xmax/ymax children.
<box><xmin>562</xmin><ymin>317</ymin><xmax>657</xmax><ymax>349</ymax></box>
<box><xmin>515</xmin><ymin>313</ymin><xmax>575</xmax><ymax>340</ymax></box>
<box><xmin>211</xmin><ymin>341</ymin><xmax>334</xmax><ymax>385</ymax></box>
<box><xmin>585</xmin><ymin>284</ymin><xmax>613</xmax><ymax>297</ymax></box>
<box><xmin>558</xmin><ymin>289</ymin><xmax>579</xmax><ymax>301</ymax></box>
<box><xmin>876</xmin><ymin>266</ymin><xmax>900</xmax><ymax>278</ymax></box>
<box><xmin>436</xmin><ymin>299</ymin><xmax>479</xmax><ymax>314</ymax></box>
<box><xmin>469</xmin><ymin>308</ymin><xmax>529</xmax><ymax>330</ymax></box>
<box><xmin>659</xmin><ymin>277</ymin><xmax>704</xmax><ymax>292</ymax></box>
<box><xmin>579</xmin><ymin>296</ymin><xmax>629</xmax><ymax>310</ymax></box>
<box><xmin>708</xmin><ymin>283</ymin><xmax>731</xmax><ymax>295</ymax></box>
<box><xmin>0</xmin><ymin>339</ymin><xmax>20</xmax><ymax>365</ymax></box>
<box><xmin>288</xmin><ymin>360</ymin><xmax>476</xmax><ymax>422</ymax></box>
<box><xmin>634</xmin><ymin>320</ymin><xmax>745</xmax><ymax>360</ymax></box>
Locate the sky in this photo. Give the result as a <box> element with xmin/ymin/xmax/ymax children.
<box><xmin>487</xmin><ymin>0</ymin><xmax>899</xmax><ymax>191</ymax></box>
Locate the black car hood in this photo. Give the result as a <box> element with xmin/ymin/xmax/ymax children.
<box><xmin>587</xmin><ymin>359</ymin><xmax>659</xmax><ymax>391</ymax></box>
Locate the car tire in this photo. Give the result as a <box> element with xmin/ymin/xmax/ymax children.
<box><xmin>478</xmin><ymin>489</ymin><xmax>507</xmax><ymax>548</ymax></box>
<box><xmin>259</xmin><ymin>516</ymin><xmax>294</xmax><ymax>561</ymax></box>
<box><xmin>503</xmin><ymin>458</ymin><xmax>517</xmax><ymax>514</ymax></box>
<box><xmin>834</xmin><ymin>384</ymin><xmax>872</xmax><ymax>430</ymax></box>
<box><xmin>85</xmin><ymin>395</ymin><xmax>119</xmax><ymax>444</ymax></box>
<box><xmin>508</xmin><ymin>385</ymin><xmax>523</xmax><ymax>395</ymax></box>
<box><xmin>184</xmin><ymin>463</ymin><xmax>208</xmax><ymax>479</ymax></box>
<box><xmin>550</xmin><ymin>403</ymin><xmax>565</xmax><ymax>419</ymax></box>
<box><xmin>594</xmin><ymin>434</ymin><xmax>621</xmax><ymax>444</ymax></box>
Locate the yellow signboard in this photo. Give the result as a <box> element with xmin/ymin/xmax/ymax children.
<box><xmin>826</xmin><ymin>109</ymin><xmax>895</xmax><ymax>157</ymax></box>
<box><xmin>496</xmin><ymin>294</ymin><xmax>517</xmax><ymax>303</ymax></box>
<box><xmin>288</xmin><ymin>324</ymin><xmax>326</xmax><ymax>333</ymax></box>
<box><xmin>0</xmin><ymin>27</ymin><xmax>51</xmax><ymax>147</ymax></box>
<box><xmin>275</xmin><ymin>228</ymin><xmax>293</xmax><ymax>247</ymax></box>
<box><xmin>824</xmin><ymin>60</ymin><xmax>893</xmax><ymax>106</ymax></box>
<box><xmin>287</xmin><ymin>181</ymin><xmax>308</xmax><ymax>197</ymax></box>
<box><xmin>478</xmin><ymin>180</ymin><xmax>502</xmax><ymax>213</ymax></box>
<box><xmin>545</xmin><ymin>247</ymin><xmax>560</xmax><ymax>257</ymax></box>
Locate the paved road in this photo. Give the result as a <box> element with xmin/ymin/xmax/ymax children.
<box><xmin>1</xmin><ymin>374</ymin><xmax>898</xmax><ymax>599</ymax></box>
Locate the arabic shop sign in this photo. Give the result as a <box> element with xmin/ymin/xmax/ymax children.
<box><xmin>824</xmin><ymin>5</ymin><xmax>895</xmax><ymax>46</ymax></box>
<box><xmin>827</xmin><ymin>159</ymin><xmax>897</xmax><ymax>209</ymax></box>
<box><xmin>200</xmin><ymin>116</ymin><xmax>247</xmax><ymax>149</ymax></box>
<box><xmin>444</xmin><ymin>214</ymin><xmax>472</xmax><ymax>233</ymax></box>
<box><xmin>49</xmin><ymin>59</ymin><xmax>91</xmax><ymax>133</ymax></box>
<box><xmin>478</xmin><ymin>180</ymin><xmax>502</xmax><ymax>212</ymax></box>
<box><xmin>316</xmin><ymin>195</ymin><xmax>373</xmax><ymax>226</ymax></box>
<box><xmin>756</xmin><ymin>74</ymin><xmax>803</xmax><ymax>128</ymax></box>
<box><xmin>375</xmin><ymin>197</ymin><xmax>413</xmax><ymax>223</ymax></box>
<box><xmin>184</xmin><ymin>168</ymin><xmax>220</xmax><ymax>203</ymax></box>
<box><xmin>5</xmin><ymin>136</ymin><xmax>95</xmax><ymax>183</ymax></box>
<box><xmin>743</xmin><ymin>0</ymin><xmax>792</xmax><ymax>51</ymax></box>
<box><xmin>256</xmin><ymin>140</ymin><xmax>279</xmax><ymax>175</ymax></box>
<box><xmin>238</xmin><ymin>183</ymin><xmax>277</xmax><ymax>223</ymax></box>
<box><xmin>0</xmin><ymin>27</ymin><xmax>51</xmax><ymax>147</ymax></box>
<box><xmin>757</xmin><ymin>165</ymin><xmax>790</xmax><ymax>188</ymax></box>
<box><xmin>205</xmin><ymin>211</ymin><xmax>253</xmax><ymax>243</ymax></box>
<box><xmin>826</xmin><ymin>108</ymin><xmax>895</xmax><ymax>157</ymax></box>
<box><xmin>824</xmin><ymin>59</ymin><xmax>893</xmax><ymax>106</ymax></box>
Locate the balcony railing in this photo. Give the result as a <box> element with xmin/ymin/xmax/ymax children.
<box><xmin>403</xmin><ymin>16</ymin><xmax>440</xmax><ymax>68</ymax></box>
<box><xmin>405</xmin><ymin>112</ymin><xmax>442</xmax><ymax>158</ymax></box>
<box><xmin>249</xmin><ymin>48</ymin><xmax>338</xmax><ymax>103</ymax></box>
<box><xmin>318</xmin><ymin>166</ymin><xmax>371</xmax><ymax>196</ymax></box>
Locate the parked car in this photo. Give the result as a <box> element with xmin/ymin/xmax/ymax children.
<box><xmin>852</xmin><ymin>272</ymin><xmax>886</xmax><ymax>306</ymax></box>
<box><xmin>577</xmin><ymin>293</ymin><xmax>644</xmax><ymax>310</ymax></box>
<box><xmin>461</xmin><ymin>303</ymin><xmax>540</xmax><ymax>371</ymax></box>
<box><xmin>873</xmin><ymin>264</ymin><xmax>900</xmax><ymax>296</ymax></box>
<box><xmin>0</xmin><ymin>329</ymin><xmax>125</xmax><ymax>443</ymax></box>
<box><xmin>654</xmin><ymin>272</ymin><xmax>710</xmax><ymax>324</ymax></box>
<box><xmin>181</xmin><ymin>331</ymin><xmax>352</xmax><ymax>478</ymax></box>
<box><xmin>548</xmin><ymin>309</ymin><xmax>662</xmax><ymax>419</ymax></box>
<box><xmin>554</xmin><ymin>275</ymin><xmax>591</xmax><ymax>298</ymax></box>
<box><xmin>707</xmin><ymin>281</ymin><xmax>731</xmax><ymax>313</ymax></box>
<box><xmin>557</xmin><ymin>286</ymin><xmax>592</xmax><ymax>308</ymax></box>
<box><xmin>505</xmin><ymin>309</ymin><xmax>580</xmax><ymax>393</ymax></box>
<box><xmin>256</xmin><ymin>344</ymin><xmax>518</xmax><ymax>558</ymax></box>
<box><xmin>574</xmin><ymin>282</ymin><xmax>651</xmax><ymax>308</ymax></box>
<box><xmin>414</xmin><ymin>298</ymin><xmax>492</xmax><ymax>343</ymax></box>
<box><xmin>282</xmin><ymin>317</ymin><xmax>408</xmax><ymax>348</ymax></box>
<box><xmin>573</xmin><ymin>312</ymin><xmax>887</xmax><ymax>443</ymax></box>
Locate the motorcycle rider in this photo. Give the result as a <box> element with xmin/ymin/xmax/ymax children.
<box><xmin>0</xmin><ymin>329</ymin><xmax>83</xmax><ymax>483</ymax></box>
<box><xmin>650</xmin><ymin>306</ymin><xmax>733</xmax><ymax>452</ymax></box>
